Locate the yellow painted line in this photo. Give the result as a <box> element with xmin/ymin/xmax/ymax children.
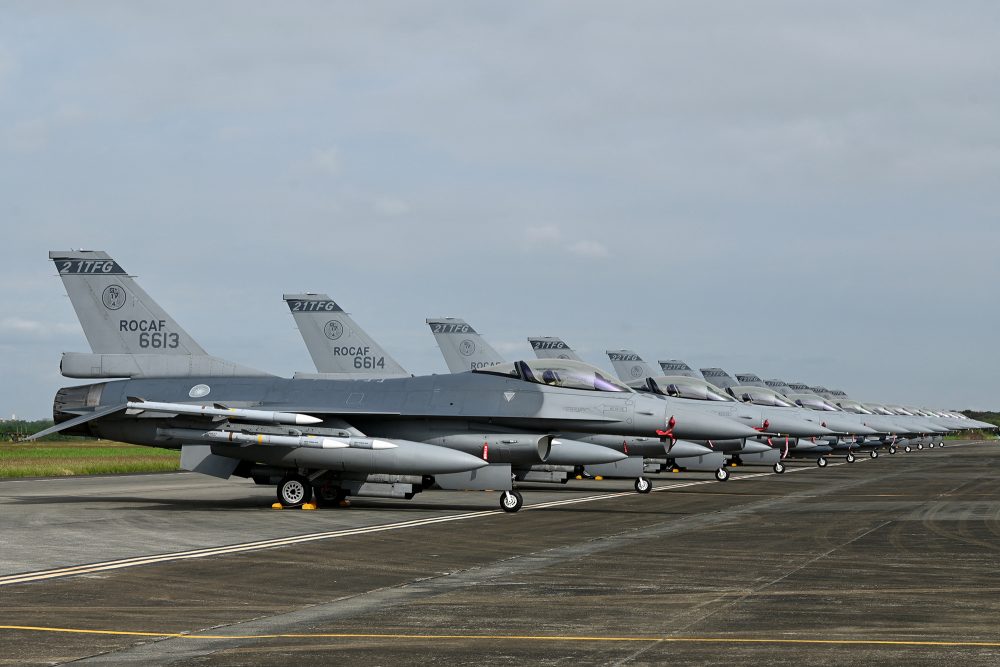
<box><xmin>2</xmin><ymin>625</ymin><xmax>1000</xmax><ymax>648</ymax></box>
<box><xmin>0</xmin><ymin>459</ymin><xmax>840</xmax><ymax>587</ymax></box>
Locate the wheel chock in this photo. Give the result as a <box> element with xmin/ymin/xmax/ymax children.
<box><xmin>575</xmin><ymin>475</ymin><xmax>583</xmax><ymax>480</ymax></box>
<box><xmin>338</xmin><ymin>499</ymin><xmax>351</xmax><ymax>508</ymax></box>
<box><xmin>594</xmin><ymin>475</ymin><xmax>604</xmax><ymax>481</ymax></box>
<box><xmin>271</xmin><ymin>503</ymin><xmax>283</xmax><ymax>510</ymax></box>
<box><xmin>302</xmin><ymin>503</ymin><xmax>318</xmax><ymax>511</ymax></box>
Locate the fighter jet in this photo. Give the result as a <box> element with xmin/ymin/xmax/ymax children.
<box><xmin>35</xmin><ymin>252</ymin><xmax>689</xmax><ymax>512</ymax></box>
<box><xmin>428</xmin><ymin>321</ymin><xmax>764</xmax><ymax>482</ymax></box>
<box><xmin>282</xmin><ymin>293</ymin><xmax>634</xmax><ymax>500</ymax></box>
<box><xmin>601</xmin><ymin>351</ymin><xmax>835</xmax><ymax>474</ymax></box>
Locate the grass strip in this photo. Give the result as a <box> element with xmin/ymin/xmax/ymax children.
<box><xmin>0</xmin><ymin>440</ymin><xmax>179</xmax><ymax>478</ymax></box>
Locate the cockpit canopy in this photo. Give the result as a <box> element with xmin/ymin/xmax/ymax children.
<box><xmin>475</xmin><ymin>359</ymin><xmax>632</xmax><ymax>393</ymax></box>
<box><xmin>790</xmin><ymin>394</ymin><xmax>841</xmax><ymax>412</ymax></box>
<box><xmin>727</xmin><ymin>386</ymin><xmax>797</xmax><ymax>408</ymax></box>
<box><xmin>836</xmin><ymin>400</ymin><xmax>875</xmax><ymax>415</ymax></box>
<box><xmin>645</xmin><ymin>376</ymin><xmax>734</xmax><ymax>402</ymax></box>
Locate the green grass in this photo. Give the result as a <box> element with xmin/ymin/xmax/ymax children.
<box><xmin>0</xmin><ymin>440</ymin><xmax>180</xmax><ymax>478</ymax></box>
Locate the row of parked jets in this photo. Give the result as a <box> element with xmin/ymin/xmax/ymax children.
<box><xmin>30</xmin><ymin>250</ymin><xmax>995</xmax><ymax>512</ymax></box>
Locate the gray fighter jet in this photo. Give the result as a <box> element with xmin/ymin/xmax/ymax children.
<box><xmin>603</xmin><ymin>351</ymin><xmax>835</xmax><ymax>474</ymax></box>
<box><xmin>428</xmin><ymin>322</ymin><xmax>764</xmax><ymax>482</ymax></box>
<box><xmin>35</xmin><ymin>252</ymin><xmax>693</xmax><ymax>512</ymax></box>
<box><xmin>282</xmin><ymin>293</ymin><xmax>635</xmax><ymax>499</ymax></box>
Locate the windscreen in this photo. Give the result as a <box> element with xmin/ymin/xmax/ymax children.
<box><xmin>651</xmin><ymin>376</ymin><xmax>734</xmax><ymax>402</ymax></box>
<box><xmin>477</xmin><ymin>359</ymin><xmax>631</xmax><ymax>392</ymax></box>
<box><xmin>731</xmin><ymin>386</ymin><xmax>796</xmax><ymax>407</ymax></box>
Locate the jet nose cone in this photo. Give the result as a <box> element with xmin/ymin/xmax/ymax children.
<box><xmin>404</xmin><ymin>442</ymin><xmax>490</xmax><ymax>474</ymax></box>
<box><xmin>762</xmin><ymin>414</ymin><xmax>835</xmax><ymax>437</ymax></box>
<box><xmin>823</xmin><ymin>417</ymin><xmax>877</xmax><ymax>435</ymax></box>
<box><xmin>549</xmin><ymin>440</ymin><xmax>628</xmax><ymax>465</ymax></box>
<box><xmin>668</xmin><ymin>440</ymin><xmax>714</xmax><ymax>458</ymax></box>
<box><xmin>669</xmin><ymin>408</ymin><xmax>762</xmax><ymax>440</ymax></box>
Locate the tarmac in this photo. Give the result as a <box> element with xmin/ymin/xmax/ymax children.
<box><xmin>1</xmin><ymin>440</ymin><xmax>998</xmax><ymax>665</ymax></box>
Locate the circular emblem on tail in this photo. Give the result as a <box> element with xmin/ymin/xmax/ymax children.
<box><xmin>102</xmin><ymin>285</ymin><xmax>126</xmax><ymax>310</ymax></box>
<box><xmin>630</xmin><ymin>365</ymin><xmax>644</xmax><ymax>378</ymax></box>
<box><xmin>459</xmin><ymin>339</ymin><xmax>476</xmax><ymax>356</ymax></box>
<box><xmin>324</xmin><ymin>320</ymin><xmax>344</xmax><ymax>340</ymax></box>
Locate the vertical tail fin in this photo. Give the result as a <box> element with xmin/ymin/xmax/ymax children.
<box><xmin>605</xmin><ymin>350</ymin><xmax>655</xmax><ymax>382</ymax></box>
<box><xmin>50</xmin><ymin>250</ymin><xmax>205</xmax><ymax>355</ymax></box>
<box><xmin>284</xmin><ymin>293</ymin><xmax>409</xmax><ymax>378</ymax></box>
<box><xmin>765</xmin><ymin>379</ymin><xmax>794</xmax><ymax>396</ymax></box>
<box><xmin>734</xmin><ymin>373</ymin><xmax>767</xmax><ymax>388</ymax></box>
<box><xmin>700</xmin><ymin>368</ymin><xmax>737</xmax><ymax>389</ymax></box>
<box><xmin>49</xmin><ymin>250</ymin><xmax>269</xmax><ymax>378</ymax></box>
<box><xmin>657</xmin><ymin>360</ymin><xmax>700</xmax><ymax>378</ymax></box>
<box><xmin>426</xmin><ymin>318</ymin><xmax>505</xmax><ymax>373</ymax></box>
<box><xmin>527</xmin><ymin>336</ymin><xmax>582</xmax><ymax>361</ymax></box>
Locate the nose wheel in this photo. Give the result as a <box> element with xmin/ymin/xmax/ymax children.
<box><xmin>773</xmin><ymin>462</ymin><xmax>785</xmax><ymax>474</ymax></box>
<box><xmin>889</xmin><ymin>446</ymin><xmax>897</xmax><ymax>455</ymax></box>
<box><xmin>634</xmin><ymin>477</ymin><xmax>652</xmax><ymax>494</ymax></box>
<box><xmin>714</xmin><ymin>467</ymin><xmax>730</xmax><ymax>482</ymax></box>
<box><xmin>846</xmin><ymin>452</ymin><xmax>856</xmax><ymax>463</ymax></box>
<box><xmin>500</xmin><ymin>490</ymin><xmax>524</xmax><ymax>513</ymax></box>
<box><xmin>817</xmin><ymin>457</ymin><xmax>828</xmax><ymax>468</ymax></box>
<box><xmin>904</xmin><ymin>445</ymin><xmax>912</xmax><ymax>453</ymax></box>
<box><xmin>869</xmin><ymin>450</ymin><xmax>879</xmax><ymax>459</ymax></box>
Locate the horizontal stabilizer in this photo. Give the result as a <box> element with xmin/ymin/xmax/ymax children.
<box><xmin>25</xmin><ymin>404</ymin><xmax>127</xmax><ymax>441</ymax></box>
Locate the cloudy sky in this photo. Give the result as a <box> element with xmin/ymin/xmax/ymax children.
<box><xmin>1</xmin><ymin>2</ymin><xmax>998</xmax><ymax>418</ymax></box>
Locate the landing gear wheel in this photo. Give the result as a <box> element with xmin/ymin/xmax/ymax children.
<box><xmin>870</xmin><ymin>450</ymin><xmax>879</xmax><ymax>459</ymax></box>
<box><xmin>634</xmin><ymin>477</ymin><xmax>652</xmax><ymax>494</ymax></box>
<box><xmin>500</xmin><ymin>490</ymin><xmax>523</xmax><ymax>513</ymax></box>
<box><xmin>846</xmin><ymin>452</ymin><xmax>856</xmax><ymax>463</ymax></box>
<box><xmin>928</xmin><ymin>442</ymin><xmax>935</xmax><ymax>449</ymax></box>
<box><xmin>889</xmin><ymin>446</ymin><xmax>897</xmax><ymax>455</ymax></box>
<box><xmin>714</xmin><ymin>467</ymin><xmax>730</xmax><ymax>482</ymax></box>
<box><xmin>904</xmin><ymin>445</ymin><xmax>912</xmax><ymax>453</ymax></box>
<box><xmin>917</xmin><ymin>443</ymin><xmax>924</xmax><ymax>450</ymax></box>
<box><xmin>817</xmin><ymin>457</ymin><xmax>828</xmax><ymax>468</ymax></box>
<box><xmin>773</xmin><ymin>462</ymin><xmax>785</xmax><ymax>474</ymax></box>
<box><xmin>937</xmin><ymin>442</ymin><xmax>944</xmax><ymax>448</ymax></box>
<box><xmin>277</xmin><ymin>475</ymin><xmax>312</xmax><ymax>507</ymax></box>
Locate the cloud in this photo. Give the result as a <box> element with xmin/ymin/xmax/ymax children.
<box><xmin>0</xmin><ymin>318</ymin><xmax>78</xmax><ymax>343</ymax></box>
<box><xmin>311</xmin><ymin>146</ymin><xmax>341</xmax><ymax>176</ymax></box>
<box><xmin>373</xmin><ymin>197</ymin><xmax>410</xmax><ymax>217</ymax></box>
<box><xmin>568</xmin><ymin>240</ymin><xmax>609</xmax><ymax>258</ymax></box>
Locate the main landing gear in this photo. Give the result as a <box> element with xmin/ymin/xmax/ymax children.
<box><xmin>715</xmin><ymin>468</ymin><xmax>730</xmax><ymax>482</ymax></box>
<box><xmin>500</xmin><ymin>490</ymin><xmax>524</xmax><ymax>513</ymax></box>
<box><xmin>277</xmin><ymin>474</ymin><xmax>312</xmax><ymax>508</ymax></box>
<box><xmin>634</xmin><ymin>477</ymin><xmax>653</xmax><ymax>494</ymax></box>
<box><xmin>773</xmin><ymin>462</ymin><xmax>786</xmax><ymax>474</ymax></box>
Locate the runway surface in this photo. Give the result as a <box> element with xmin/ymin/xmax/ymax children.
<box><xmin>2</xmin><ymin>441</ymin><xmax>998</xmax><ymax>665</ymax></box>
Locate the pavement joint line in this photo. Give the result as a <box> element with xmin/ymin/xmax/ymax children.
<box><xmin>0</xmin><ymin>450</ymin><xmax>916</xmax><ymax>588</ymax></box>
<box><xmin>2</xmin><ymin>625</ymin><xmax>1000</xmax><ymax>648</ymax></box>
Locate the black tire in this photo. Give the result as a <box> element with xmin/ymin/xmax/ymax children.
<box><xmin>773</xmin><ymin>462</ymin><xmax>785</xmax><ymax>474</ymax></box>
<box><xmin>917</xmin><ymin>443</ymin><xmax>924</xmax><ymax>450</ymax></box>
<box><xmin>846</xmin><ymin>453</ymin><xmax>856</xmax><ymax>463</ymax></box>
<box><xmin>714</xmin><ymin>468</ymin><xmax>730</xmax><ymax>482</ymax></box>
<box><xmin>928</xmin><ymin>442</ymin><xmax>935</xmax><ymax>449</ymax></box>
<box><xmin>817</xmin><ymin>457</ymin><xmax>828</xmax><ymax>468</ymax></box>
<box><xmin>889</xmin><ymin>446</ymin><xmax>897</xmax><ymax>455</ymax></box>
<box><xmin>870</xmin><ymin>450</ymin><xmax>878</xmax><ymax>459</ymax></box>
<box><xmin>277</xmin><ymin>475</ymin><xmax>312</xmax><ymax>507</ymax></box>
<box><xmin>634</xmin><ymin>477</ymin><xmax>652</xmax><ymax>494</ymax></box>
<box><xmin>500</xmin><ymin>490</ymin><xmax>523</xmax><ymax>513</ymax></box>
<box><xmin>904</xmin><ymin>445</ymin><xmax>912</xmax><ymax>453</ymax></box>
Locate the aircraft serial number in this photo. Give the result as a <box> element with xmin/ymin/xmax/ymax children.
<box><xmin>57</xmin><ymin>260</ymin><xmax>125</xmax><ymax>274</ymax></box>
<box><xmin>289</xmin><ymin>300</ymin><xmax>341</xmax><ymax>312</ymax></box>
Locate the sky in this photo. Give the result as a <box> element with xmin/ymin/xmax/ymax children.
<box><xmin>1</xmin><ymin>1</ymin><xmax>998</xmax><ymax>418</ymax></box>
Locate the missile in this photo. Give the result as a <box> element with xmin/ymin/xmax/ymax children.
<box><xmin>158</xmin><ymin>428</ymin><xmax>397</xmax><ymax>449</ymax></box>
<box><xmin>127</xmin><ymin>399</ymin><xmax>322</xmax><ymax>426</ymax></box>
